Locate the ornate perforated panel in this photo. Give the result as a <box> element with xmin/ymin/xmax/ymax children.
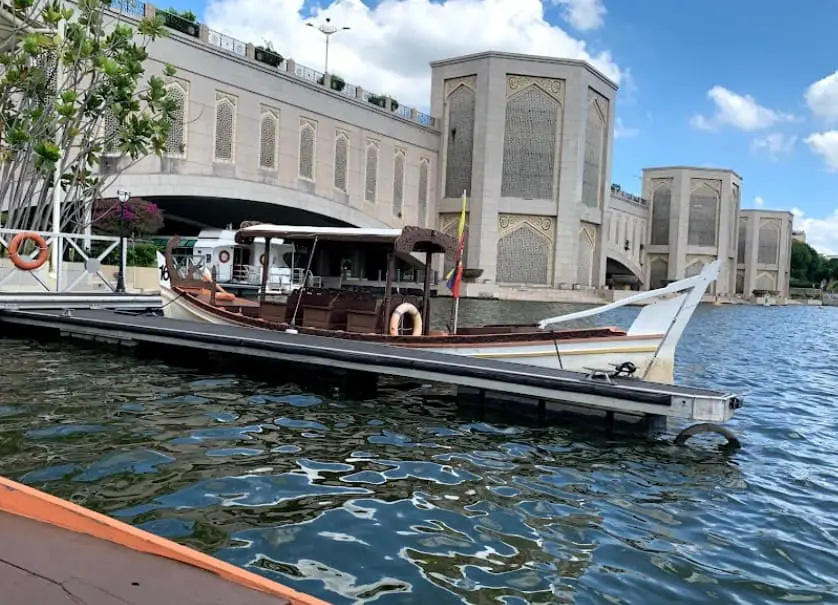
<box><xmin>496</xmin><ymin>214</ymin><xmax>554</xmax><ymax>285</ymax></box>
<box><xmin>393</xmin><ymin>150</ymin><xmax>405</xmax><ymax>216</ymax></box>
<box><xmin>259</xmin><ymin>110</ymin><xmax>278</xmax><ymax>169</ymax></box>
<box><xmin>576</xmin><ymin>223</ymin><xmax>596</xmax><ymax>285</ymax></box>
<box><xmin>444</xmin><ymin>84</ymin><xmax>475</xmax><ymax>198</ymax></box>
<box><xmin>737</xmin><ymin>217</ymin><xmax>748</xmax><ymax>264</ymax></box>
<box><xmin>214</xmin><ymin>93</ymin><xmax>236</xmax><ymax>162</ymax></box>
<box><xmin>688</xmin><ymin>180</ymin><xmax>720</xmax><ymax>246</ymax></box>
<box><xmin>365</xmin><ymin>142</ymin><xmax>378</xmax><ymax>203</ymax></box>
<box><xmin>648</xmin><ymin>256</ymin><xmax>668</xmax><ymax>289</ymax></box>
<box><xmin>685</xmin><ymin>260</ymin><xmax>705</xmax><ymax>277</ymax></box>
<box><xmin>334</xmin><ymin>133</ymin><xmax>349</xmax><ymax>192</ymax></box>
<box><xmin>756</xmin><ymin>271</ymin><xmax>777</xmax><ymax>291</ymax></box>
<box><xmin>298</xmin><ymin>120</ymin><xmax>316</xmax><ymax>180</ymax></box>
<box><xmin>501</xmin><ymin>84</ymin><xmax>560</xmax><ymax>199</ymax></box>
<box><xmin>418</xmin><ymin>160</ymin><xmax>429</xmax><ymax>226</ymax></box>
<box><xmin>164</xmin><ymin>82</ymin><xmax>186</xmax><ymax>155</ymax></box>
<box><xmin>440</xmin><ymin>212</ymin><xmax>470</xmax><ymax>274</ymax></box>
<box><xmin>651</xmin><ymin>182</ymin><xmax>671</xmax><ymax>245</ymax></box>
<box><xmin>581</xmin><ymin>93</ymin><xmax>607</xmax><ymax>208</ymax></box>
<box><xmin>758</xmin><ymin>220</ymin><xmax>780</xmax><ymax>264</ymax></box>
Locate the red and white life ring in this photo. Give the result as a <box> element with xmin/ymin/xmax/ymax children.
<box><xmin>218</xmin><ymin>250</ymin><xmax>231</xmax><ymax>264</ymax></box>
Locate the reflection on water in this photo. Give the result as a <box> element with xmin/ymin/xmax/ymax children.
<box><xmin>1</xmin><ymin>302</ymin><xmax>838</xmax><ymax>604</ymax></box>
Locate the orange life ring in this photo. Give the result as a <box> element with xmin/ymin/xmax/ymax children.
<box><xmin>259</xmin><ymin>253</ymin><xmax>266</xmax><ymax>266</ymax></box>
<box><xmin>9</xmin><ymin>232</ymin><xmax>49</xmax><ymax>271</ymax></box>
<box><xmin>218</xmin><ymin>250</ymin><xmax>230</xmax><ymax>263</ymax></box>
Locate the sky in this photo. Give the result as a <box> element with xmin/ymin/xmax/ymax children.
<box><xmin>164</xmin><ymin>0</ymin><xmax>838</xmax><ymax>253</ymax></box>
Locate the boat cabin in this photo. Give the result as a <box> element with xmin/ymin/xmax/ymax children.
<box><xmin>164</xmin><ymin>228</ymin><xmax>300</xmax><ymax>293</ymax></box>
<box><xmin>231</xmin><ymin>224</ymin><xmax>458</xmax><ymax>335</ymax></box>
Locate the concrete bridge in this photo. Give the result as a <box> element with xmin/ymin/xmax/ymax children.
<box><xmin>100</xmin><ymin>2</ymin><xmax>650</xmax><ymax>299</ymax></box>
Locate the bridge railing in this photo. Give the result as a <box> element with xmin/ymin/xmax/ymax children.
<box><xmin>109</xmin><ymin>3</ymin><xmax>437</xmax><ymax>129</ymax></box>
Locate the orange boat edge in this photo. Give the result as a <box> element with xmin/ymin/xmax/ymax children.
<box><xmin>0</xmin><ymin>475</ymin><xmax>330</xmax><ymax>605</ymax></box>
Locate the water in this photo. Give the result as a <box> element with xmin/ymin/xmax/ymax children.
<box><xmin>1</xmin><ymin>302</ymin><xmax>837</xmax><ymax>604</ymax></box>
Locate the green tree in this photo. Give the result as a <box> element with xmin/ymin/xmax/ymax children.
<box><xmin>0</xmin><ymin>0</ymin><xmax>177</xmax><ymax>233</ymax></box>
<box><xmin>790</xmin><ymin>239</ymin><xmax>832</xmax><ymax>286</ymax></box>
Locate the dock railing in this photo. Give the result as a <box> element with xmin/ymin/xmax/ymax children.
<box><xmin>0</xmin><ymin>229</ymin><xmax>126</xmax><ymax>293</ymax></box>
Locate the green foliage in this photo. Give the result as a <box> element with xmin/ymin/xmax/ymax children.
<box><xmin>790</xmin><ymin>239</ymin><xmax>834</xmax><ymax>286</ymax></box>
<box><xmin>0</xmin><ymin>0</ymin><xmax>178</xmax><ymax>232</ymax></box>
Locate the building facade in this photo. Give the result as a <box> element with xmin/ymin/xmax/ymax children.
<box><xmin>430</xmin><ymin>52</ymin><xmax>617</xmax><ymax>297</ymax></box>
<box><xmin>642</xmin><ymin>167</ymin><xmax>742</xmax><ymax>296</ymax></box>
<box><xmin>737</xmin><ymin>209</ymin><xmax>794</xmax><ymax>298</ymax></box>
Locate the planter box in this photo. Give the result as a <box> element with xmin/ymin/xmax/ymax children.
<box><xmin>255</xmin><ymin>48</ymin><xmax>283</xmax><ymax>67</ymax></box>
<box><xmin>162</xmin><ymin>12</ymin><xmax>199</xmax><ymax>38</ymax></box>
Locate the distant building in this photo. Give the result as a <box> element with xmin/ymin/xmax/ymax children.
<box><xmin>792</xmin><ymin>230</ymin><xmax>806</xmax><ymax>243</ymax></box>
<box><xmin>641</xmin><ymin>167</ymin><xmax>742</xmax><ymax>296</ymax></box>
<box><xmin>737</xmin><ymin>209</ymin><xmax>794</xmax><ymax>299</ymax></box>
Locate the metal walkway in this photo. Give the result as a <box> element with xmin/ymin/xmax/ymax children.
<box><xmin>0</xmin><ymin>291</ymin><xmax>163</xmax><ymax>311</ymax></box>
<box><xmin>0</xmin><ymin>309</ymin><xmax>743</xmax><ymax>425</ymax></box>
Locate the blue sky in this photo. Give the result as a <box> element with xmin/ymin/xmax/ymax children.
<box><xmin>163</xmin><ymin>0</ymin><xmax>838</xmax><ymax>251</ymax></box>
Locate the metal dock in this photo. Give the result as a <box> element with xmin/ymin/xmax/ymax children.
<box><xmin>0</xmin><ymin>291</ymin><xmax>163</xmax><ymax>311</ymax></box>
<box><xmin>0</xmin><ymin>309</ymin><xmax>744</xmax><ymax>447</ymax></box>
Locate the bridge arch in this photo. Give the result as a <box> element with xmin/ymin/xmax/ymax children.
<box><xmin>605</xmin><ymin>247</ymin><xmax>644</xmax><ymax>287</ymax></box>
<box><xmin>101</xmin><ymin>175</ymin><xmax>393</xmax><ymax>230</ymax></box>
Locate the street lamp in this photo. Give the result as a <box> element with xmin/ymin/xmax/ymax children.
<box><xmin>305</xmin><ymin>17</ymin><xmax>350</xmax><ymax>75</ymax></box>
<box><xmin>116</xmin><ymin>189</ymin><xmax>129</xmax><ymax>293</ymax></box>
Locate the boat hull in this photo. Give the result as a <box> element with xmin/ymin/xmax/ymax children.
<box><xmin>159</xmin><ymin>285</ymin><xmax>673</xmax><ymax>383</ymax></box>
<box><xmin>408</xmin><ymin>338</ymin><xmax>672</xmax><ymax>383</ymax></box>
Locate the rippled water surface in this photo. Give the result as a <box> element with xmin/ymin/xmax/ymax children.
<box><xmin>1</xmin><ymin>302</ymin><xmax>838</xmax><ymax>604</ymax></box>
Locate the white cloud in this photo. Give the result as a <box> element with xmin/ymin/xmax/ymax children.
<box><xmin>690</xmin><ymin>86</ymin><xmax>797</xmax><ymax>132</ymax></box>
<box><xmin>614</xmin><ymin>117</ymin><xmax>638</xmax><ymax>139</ymax></box>
<box><xmin>202</xmin><ymin>0</ymin><xmax>624</xmax><ymax>110</ymax></box>
<box><xmin>804</xmin><ymin>71</ymin><xmax>838</xmax><ymax>121</ymax></box>
<box><xmin>553</xmin><ymin>0</ymin><xmax>606</xmax><ymax>31</ymax></box>
<box><xmin>805</xmin><ymin>131</ymin><xmax>838</xmax><ymax>171</ymax></box>
<box><xmin>789</xmin><ymin>207</ymin><xmax>838</xmax><ymax>255</ymax></box>
<box><xmin>754</xmin><ymin>196</ymin><xmax>765</xmax><ymax>208</ymax></box>
<box><xmin>751</xmin><ymin>132</ymin><xmax>798</xmax><ymax>160</ymax></box>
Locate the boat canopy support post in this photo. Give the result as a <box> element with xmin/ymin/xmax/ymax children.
<box><xmin>259</xmin><ymin>236</ymin><xmax>271</xmax><ymax>305</ymax></box>
<box><xmin>421</xmin><ymin>250</ymin><xmax>432</xmax><ymax>335</ymax></box>
<box><xmin>381</xmin><ymin>252</ymin><xmax>395</xmax><ymax>333</ymax></box>
<box><xmin>290</xmin><ymin>235</ymin><xmax>318</xmax><ymax>326</ymax></box>
<box><xmin>674</xmin><ymin>422</ymin><xmax>742</xmax><ymax>449</ymax></box>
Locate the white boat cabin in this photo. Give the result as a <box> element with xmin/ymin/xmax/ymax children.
<box><xmin>190</xmin><ymin>228</ymin><xmax>297</xmax><ymax>291</ymax></box>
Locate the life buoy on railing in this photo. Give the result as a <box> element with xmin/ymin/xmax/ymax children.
<box><xmin>218</xmin><ymin>250</ymin><xmax>230</xmax><ymax>264</ymax></box>
<box><xmin>389</xmin><ymin>302</ymin><xmax>423</xmax><ymax>336</ymax></box>
<box><xmin>8</xmin><ymin>232</ymin><xmax>49</xmax><ymax>271</ymax></box>
<box><xmin>259</xmin><ymin>253</ymin><xmax>266</xmax><ymax>266</ymax></box>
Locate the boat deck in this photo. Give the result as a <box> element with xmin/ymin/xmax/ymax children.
<box><xmin>0</xmin><ymin>309</ymin><xmax>743</xmax><ymax>423</ymax></box>
<box><xmin>0</xmin><ymin>511</ymin><xmax>290</xmax><ymax>604</ymax></box>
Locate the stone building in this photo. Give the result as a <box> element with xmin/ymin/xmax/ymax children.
<box><xmin>737</xmin><ymin>209</ymin><xmax>794</xmax><ymax>298</ymax></box>
<box><xmin>429</xmin><ymin>52</ymin><xmax>617</xmax><ymax>298</ymax></box>
<box><xmin>642</xmin><ymin>167</ymin><xmax>742</xmax><ymax>296</ymax></box>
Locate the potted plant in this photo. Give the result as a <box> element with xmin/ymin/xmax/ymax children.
<box><xmin>317</xmin><ymin>74</ymin><xmax>345</xmax><ymax>92</ymax></box>
<box><xmin>161</xmin><ymin>8</ymin><xmax>199</xmax><ymax>38</ymax></box>
<box><xmin>255</xmin><ymin>41</ymin><xmax>283</xmax><ymax>67</ymax></box>
<box><xmin>367</xmin><ymin>94</ymin><xmax>399</xmax><ymax>111</ymax></box>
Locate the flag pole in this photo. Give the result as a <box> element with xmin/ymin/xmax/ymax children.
<box><xmin>448</xmin><ymin>189</ymin><xmax>468</xmax><ymax>335</ymax></box>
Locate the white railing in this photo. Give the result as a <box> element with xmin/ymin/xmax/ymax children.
<box><xmin>0</xmin><ymin>229</ymin><xmax>126</xmax><ymax>293</ymax></box>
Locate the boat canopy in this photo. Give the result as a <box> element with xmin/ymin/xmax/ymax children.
<box><xmin>235</xmin><ymin>224</ymin><xmax>457</xmax><ymax>256</ymax></box>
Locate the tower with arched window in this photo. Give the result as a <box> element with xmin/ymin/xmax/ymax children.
<box><xmin>428</xmin><ymin>52</ymin><xmax>617</xmax><ymax>296</ymax></box>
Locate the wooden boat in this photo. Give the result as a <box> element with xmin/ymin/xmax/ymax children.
<box><xmin>156</xmin><ymin>224</ymin><xmax>723</xmax><ymax>384</ymax></box>
<box><xmin>0</xmin><ymin>475</ymin><xmax>327</xmax><ymax>604</ymax></box>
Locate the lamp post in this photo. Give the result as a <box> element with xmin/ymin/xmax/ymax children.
<box><xmin>305</xmin><ymin>17</ymin><xmax>350</xmax><ymax>75</ymax></box>
<box><xmin>116</xmin><ymin>189</ymin><xmax>129</xmax><ymax>293</ymax></box>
